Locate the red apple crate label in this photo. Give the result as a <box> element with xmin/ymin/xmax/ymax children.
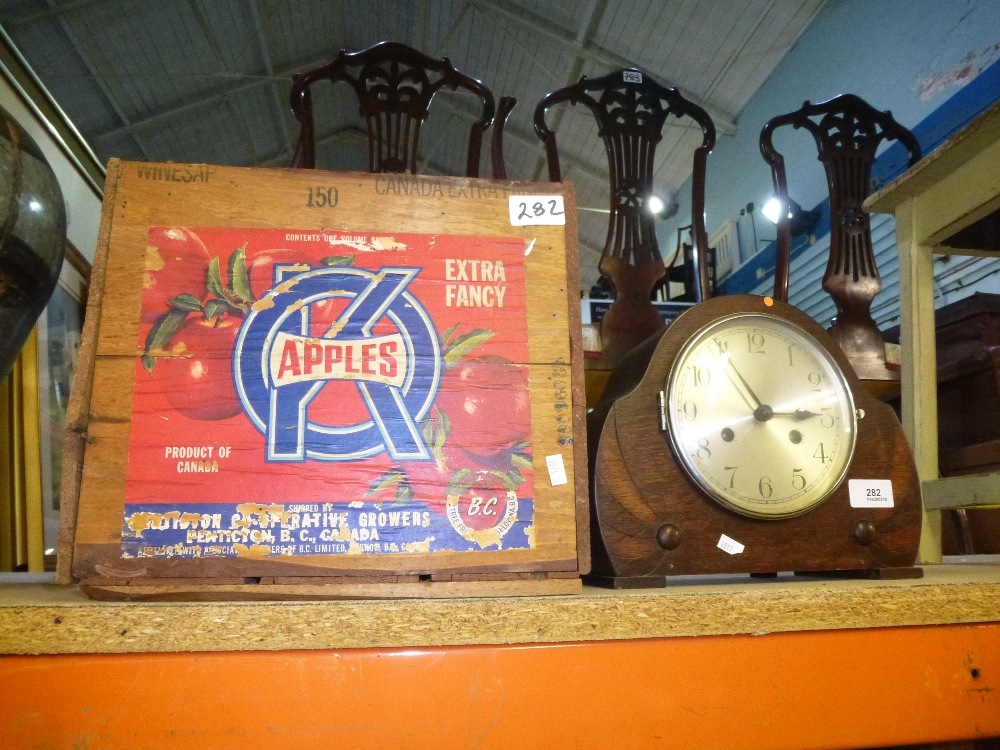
<box><xmin>121</xmin><ymin>227</ymin><xmax>535</xmax><ymax>559</ymax></box>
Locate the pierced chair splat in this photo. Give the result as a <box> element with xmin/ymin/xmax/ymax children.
<box><xmin>534</xmin><ymin>69</ymin><xmax>716</xmax><ymax>365</ymax></box>
<box><xmin>289</xmin><ymin>41</ymin><xmax>499</xmax><ymax>177</ymax></box>
<box><xmin>760</xmin><ymin>94</ymin><xmax>921</xmax><ymax>381</ymax></box>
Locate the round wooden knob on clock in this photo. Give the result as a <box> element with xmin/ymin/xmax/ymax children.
<box><xmin>656</xmin><ymin>524</ymin><xmax>681</xmax><ymax>550</ymax></box>
<box><xmin>853</xmin><ymin>519</ymin><xmax>877</xmax><ymax>545</ymax></box>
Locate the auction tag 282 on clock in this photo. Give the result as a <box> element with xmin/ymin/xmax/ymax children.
<box><xmin>848</xmin><ymin>479</ymin><xmax>895</xmax><ymax>508</ymax></box>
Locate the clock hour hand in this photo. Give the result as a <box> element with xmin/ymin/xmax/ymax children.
<box><xmin>770</xmin><ymin>408</ymin><xmax>821</xmax><ymax>420</ymax></box>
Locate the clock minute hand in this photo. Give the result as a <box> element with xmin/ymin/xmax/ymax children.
<box><xmin>724</xmin><ymin>359</ymin><xmax>763</xmax><ymax>409</ymax></box>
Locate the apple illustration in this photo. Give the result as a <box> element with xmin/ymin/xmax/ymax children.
<box><xmin>141</xmin><ymin>228</ymin><xmax>211</xmax><ymax>324</ymax></box>
<box><xmin>149</xmin><ymin>316</ymin><xmax>242</xmax><ymax>421</ymax></box>
<box><xmin>434</xmin><ymin>354</ymin><xmax>530</xmax><ymax>464</ymax></box>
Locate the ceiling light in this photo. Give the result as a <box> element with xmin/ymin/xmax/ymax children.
<box><xmin>761</xmin><ymin>196</ymin><xmax>783</xmax><ymax>224</ymax></box>
<box><xmin>647</xmin><ymin>193</ymin><xmax>678</xmax><ymax>219</ymax></box>
<box><xmin>761</xmin><ymin>196</ymin><xmax>819</xmax><ymax>237</ymax></box>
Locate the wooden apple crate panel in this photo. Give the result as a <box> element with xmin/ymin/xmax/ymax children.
<box><xmin>59</xmin><ymin>160</ymin><xmax>587</xmax><ymax>599</ymax></box>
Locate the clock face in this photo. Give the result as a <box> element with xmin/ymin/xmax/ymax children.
<box><xmin>665</xmin><ymin>312</ymin><xmax>857</xmax><ymax>519</ymax></box>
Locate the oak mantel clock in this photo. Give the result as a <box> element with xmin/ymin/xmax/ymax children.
<box><xmin>587</xmin><ymin>293</ymin><xmax>922</xmax><ymax>586</ymax></box>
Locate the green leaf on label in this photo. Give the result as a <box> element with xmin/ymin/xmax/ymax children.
<box><xmin>443</xmin><ymin>328</ymin><xmax>495</xmax><ymax>369</ymax></box>
<box><xmin>142</xmin><ymin>308</ymin><xmax>191</xmax><ymax>371</ymax></box>
<box><xmin>321</xmin><ymin>255</ymin><xmax>355</xmax><ymax>267</ymax></box>
<box><xmin>365</xmin><ymin>467</ymin><xmax>407</xmax><ymax>498</ymax></box>
<box><xmin>422</xmin><ymin>414</ymin><xmax>446</xmax><ymax>465</ymax></box>
<box><xmin>507</xmin><ymin>466</ymin><xmax>526</xmax><ymax>485</ymax></box>
<box><xmin>203</xmin><ymin>298</ymin><xmax>228</xmax><ymax>321</ymax></box>
<box><xmin>421</xmin><ymin>417</ymin><xmax>435</xmax><ymax>446</ymax></box>
<box><xmin>440</xmin><ymin>323</ymin><xmax>459</xmax><ymax>348</ymax></box>
<box><xmin>511</xmin><ymin>440</ymin><xmax>532</xmax><ymax>452</ymax></box>
<box><xmin>395</xmin><ymin>482</ymin><xmax>415</xmax><ymax>504</ymax></box>
<box><xmin>445</xmin><ymin>468</ymin><xmax>475</xmax><ymax>498</ymax></box>
<box><xmin>436</xmin><ymin>407</ymin><xmax>451</xmax><ymax>446</ymax></box>
<box><xmin>168</xmin><ymin>293</ymin><xmax>204</xmax><ymax>313</ymax></box>
<box><xmin>207</xmin><ymin>256</ymin><xmax>226</xmax><ymax>300</ymax></box>
<box><xmin>229</xmin><ymin>244</ymin><xmax>252</xmax><ymax>302</ymax></box>
<box><xmin>511</xmin><ymin>453</ymin><xmax>532</xmax><ymax>470</ymax></box>
<box><xmin>488</xmin><ymin>470</ymin><xmax>518</xmax><ymax>493</ymax></box>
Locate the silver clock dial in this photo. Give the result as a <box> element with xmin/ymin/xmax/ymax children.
<box><xmin>665</xmin><ymin>312</ymin><xmax>857</xmax><ymax>518</ymax></box>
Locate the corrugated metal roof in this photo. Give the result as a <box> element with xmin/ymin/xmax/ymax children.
<box><xmin>1</xmin><ymin>0</ymin><xmax>827</xmax><ymax>291</ymax></box>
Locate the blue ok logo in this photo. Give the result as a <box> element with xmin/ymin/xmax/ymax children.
<box><xmin>234</xmin><ymin>265</ymin><xmax>440</xmax><ymax>462</ymax></box>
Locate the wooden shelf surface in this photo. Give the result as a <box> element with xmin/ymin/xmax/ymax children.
<box><xmin>3</xmin><ymin>562</ymin><xmax>999</xmax><ymax>655</ymax></box>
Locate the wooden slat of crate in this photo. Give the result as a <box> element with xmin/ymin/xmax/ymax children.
<box><xmin>59</xmin><ymin>160</ymin><xmax>588</xmax><ymax>598</ymax></box>
<box><xmin>78</xmin><ymin>576</ymin><xmax>582</xmax><ymax>601</ymax></box>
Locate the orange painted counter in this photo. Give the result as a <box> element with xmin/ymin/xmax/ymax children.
<box><xmin>2</xmin><ymin>564</ymin><xmax>1000</xmax><ymax>749</ymax></box>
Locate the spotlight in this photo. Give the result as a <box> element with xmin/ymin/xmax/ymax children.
<box><xmin>762</xmin><ymin>196</ymin><xmax>819</xmax><ymax>237</ymax></box>
<box><xmin>646</xmin><ymin>193</ymin><xmax>677</xmax><ymax>219</ymax></box>
<box><xmin>761</xmin><ymin>197</ymin><xmax>783</xmax><ymax>224</ymax></box>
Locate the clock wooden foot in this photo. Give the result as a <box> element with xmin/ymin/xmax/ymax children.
<box><xmin>793</xmin><ymin>567</ymin><xmax>924</xmax><ymax>580</ymax></box>
<box><xmin>584</xmin><ymin>574</ymin><xmax>668</xmax><ymax>590</ymax></box>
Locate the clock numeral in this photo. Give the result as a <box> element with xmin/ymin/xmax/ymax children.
<box><xmin>787</xmin><ymin>345</ymin><xmax>794</xmax><ymax>366</ymax></box>
<box><xmin>691</xmin><ymin>365</ymin><xmax>711</xmax><ymax>386</ymax></box>
<box><xmin>813</xmin><ymin>442</ymin><xmax>829</xmax><ymax>463</ymax></box>
<box><xmin>713</xmin><ymin>336</ymin><xmax>729</xmax><ymax>353</ymax></box>
<box><xmin>695</xmin><ymin>437</ymin><xmax>711</xmax><ymax>460</ymax></box>
<box><xmin>820</xmin><ymin>407</ymin><xmax>835</xmax><ymax>428</ymax></box>
<box><xmin>725</xmin><ymin>465</ymin><xmax>737</xmax><ymax>488</ymax></box>
<box><xmin>808</xmin><ymin>371</ymin><xmax>823</xmax><ymax>391</ymax></box>
<box><xmin>747</xmin><ymin>332</ymin><xmax>765</xmax><ymax>355</ymax></box>
<box><xmin>791</xmin><ymin>468</ymin><xmax>806</xmax><ymax>490</ymax></box>
<box><xmin>758</xmin><ymin>476</ymin><xmax>773</xmax><ymax>498</ymax></box>
<box><xmin>680</xmin><ymin>400</ymin><xmax>698</xmax><ymax>421</ymax></box>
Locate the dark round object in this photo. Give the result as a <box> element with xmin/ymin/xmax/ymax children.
<box><xmin>655</xmin><ymin>523</ymin><xmax>681</xmax><ymax>550</ymax></box>
<box><xmin>853</xmin><ymin>519</ymin><xmax>877</xmax><ymax>545</ymax></box>
<box><xmin>0</xmin><ymin>106</ymin><xmax>67</xmax><ymax>382</ymax></box>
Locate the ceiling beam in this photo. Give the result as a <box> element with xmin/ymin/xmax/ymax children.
<box><xmin>526</xmin><ymin>0</ymin><xmax>607</xmax><ymax>182</ymax></box>
<box><xmin>92</xmin><ymin>51</ymin><xmax>334</xmax><ymax>144</ymax></box>
<box><xmin>416</xmin><ymin>0</ymin><xmax>431</xmax><ymax>53</ymax></box>
<box><xmin>246</xmin><ymin>0</ymin><xmax>293</xmax><ymax>155</ymax></box>
<box><xmin>189</xmin><ymin>0</ymin><xmax>261</xmax><ymax>163</ymax></box>
<box><xmin>469</xmin><ymin>0</ymin><xmax>737</xmax><ymax>136</ymax></box>
<box><xmin>42</xmin><ymin>0</ymin><xmax>153</xmax><ymax>160</ymax></box>
<box><xmin>5</xmin><ymin>0</ymin><xmax>105</xmax><ymax>27</ymax></box>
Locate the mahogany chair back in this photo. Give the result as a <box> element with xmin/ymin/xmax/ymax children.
<box><xmin>760</xmin><ymin>94</ymin><xmax>921</xmax><ymax>379</ymax></box>
<box><xmin>289</xmin><ymin>41</ymin><xmax>500</xmax><ymax>177</ymax></box>
<box><xmin>529</xmin><ymin>69</ymin><xmax>716</xmax><ymax>362</ymax></box>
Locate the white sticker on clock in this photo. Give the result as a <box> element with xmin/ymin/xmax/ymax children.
<box><xmin>717</xmin><ymin>534</ymin><xmax>745</xmax><ymax>555</ymax></box>
<box><xmin>849</xmin><ymin>479</ymin><xmax>894</xmax><ymax>508</ymax></box>
<box><xmin>546</xmin><ymin>454</ymin><xmax>568</xmax><ymax>486</ymax></box>
<box><xmin>509</xmin><ymin>195</ymin><xmax>566</xmax><ymax>226</ymax></box>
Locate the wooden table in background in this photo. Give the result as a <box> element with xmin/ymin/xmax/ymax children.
<box><xmin>866</xmin><ymin>99</ymin><xmax>1000</xmax><ymax>563</ymax></box>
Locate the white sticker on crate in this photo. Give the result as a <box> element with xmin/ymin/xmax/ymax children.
<box><xmin>509</xmin><ymin>195</ymin><xmax>566</xmax><ymax>226</ymax></box>
<box><xmin>546</xmin><ymin>454</ymin><xmax>568</xmax><ymax>486</ymax></box>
